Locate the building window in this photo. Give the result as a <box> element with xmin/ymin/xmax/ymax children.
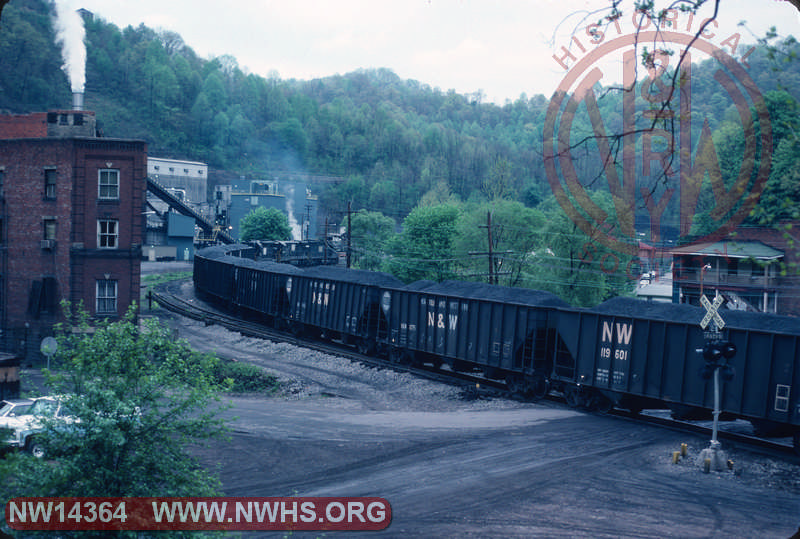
<box><xmin>96</xmin><ymin>279</ymin><xmax>117</xmax><ymax>314</ymax></box>
<box><xmin>43</xmin><ymin>219</ymin><xmax>56</xmax><ymax>240</ymax></box>
<box><xmin>45</xmin><ymin>168</ymin><xmax>56</xmax><ymax>199</ymax></box>
<box><xmin>98</xmin><ymin>219</ymin><xmax>118</xmax><ymax>248</ymax></box>
<box><xmin>98</xmin><ymin>169</ymin><xmax>119</xmax><ymax>199</ymax></box>
<box><xmin>28</xmin><ymin>277</ymin><xmax>60</xmax><ymax>316</ymax></box>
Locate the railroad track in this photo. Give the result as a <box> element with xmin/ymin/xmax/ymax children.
<box><xmin>149</xmin><ymin>289</ymin><xmax>799</xmax><ymax>460</ymax></box>
<box><xmin>148</xmin><ymin>290</ymin><xmax>506</xmax><ymax>395</ymax></box>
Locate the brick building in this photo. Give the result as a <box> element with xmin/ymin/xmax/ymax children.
<box><xmin>0</xmin><ymin>108</ymin><xmax>146</xmax><ymax>361</ymax></box>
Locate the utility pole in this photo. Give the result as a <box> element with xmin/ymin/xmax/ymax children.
<box><xmin>469</xmin><ymin>211</ymin><xmax>512</xmax><ymax>284</ymax></box>
<box><xmin>346</xmin><ymin>200</ymin><xmax>352</xmax><ymax>269</ymax></box>
<box><xmin>480</xmin><ymin>211</ymin><xmax>495</xmax><ymax>284</ymax></box>
<box><xmin>303</xmin><ymin>202</ymin><xmax>312</xmax><ymax>240</ymax></box>
<box><xmin>487</xmin><ymin>212</ymin><xmax>495</xmax><ymax>284</ymax></box>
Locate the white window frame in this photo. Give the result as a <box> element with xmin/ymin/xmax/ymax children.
<box><xmin>97</xmin><ymin>219</ymin><xmax>118</xmax><ymax>249</ymax></box>
<box><xmin>96</xmin><ymin>279</ymin><xmax>117</xmax><ymax>314</ymax></box>
<box><xmin>98</xmin><ymin>169</ymin><xmax>120</xmax><ymax>200</ymax></box>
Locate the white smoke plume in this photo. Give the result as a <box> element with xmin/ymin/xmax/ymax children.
<box><xmin>52</xmin><ymin>0</ymin><xmax>86</xmax><ymax>93</ymax></box>
<box><xmin>284</xmin><ymin>184</ymin><xmax>302</xmax><ymax>240</ymax></box>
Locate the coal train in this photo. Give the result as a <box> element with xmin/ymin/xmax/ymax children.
<box><xmin>194</xmin><ymin>244</ymin><xmax>800</xmax><ymax>452</ymax></box>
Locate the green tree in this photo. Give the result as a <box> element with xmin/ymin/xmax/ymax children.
<box><xmin>453</xmin><ymin>200</ymin><xmax>547</xmax><ymax>286</ymax></box>
<box><xmin>481</xmin><ymin>157</ymin><xmax>515</xmax><ymax>201</ymax></box>
<box><xmin>0</xmin><ymin>307</ymin><xmax>228</xmax><ymax>509</ymax></box>
<box><xmin>239</xmin><ymin>206</ymin><xmax>292</xmax><ymax>241</ymax></box>
<box><xmin>520</xmin><ymin>195</ymin><xmax>634</xmax><ymax>307</ymax></box>
<box><xmin>742</xmin><ymin>90</ymin><xmax>800</xmax><ymax>225</ymax></box>
<box><xmin>349</xmin><ymin>210</ymin><xmax>396</xmax><ymax>271</ymax></box>
<box><xmin>419</xmin><ymin>179</ymin><xmax>460</xmax><ymax>207</ymax></box>
<box><xmin>383</xmin><ymin>203</ymin><xmax>461</xmax><ymax>282</ymax></box>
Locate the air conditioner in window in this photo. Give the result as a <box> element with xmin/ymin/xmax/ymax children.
<box><xmin>40</xmin><ymin>239</ymin><xmax>56</xmax><ymax>250</ymax></box>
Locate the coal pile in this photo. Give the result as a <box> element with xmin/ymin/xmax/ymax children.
<box><xmin>403</xmin><ymin>280</ymin><xmax>569</xmax><ymax>308</ymax></box>
<box><xmin>593</xmin><ymin>297</ymin><xmax>800</xmax><ymax>335</ymax></box>
<box><xmin>302</xmin><ymin>265</ymin><xmax>404</xmax><ymax>287</ymax></box>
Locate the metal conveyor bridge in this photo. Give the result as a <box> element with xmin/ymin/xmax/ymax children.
<box><xmin>146</xmin><ymin>176</ymin><xmax>235</xmax><ymax>244</ymax></box>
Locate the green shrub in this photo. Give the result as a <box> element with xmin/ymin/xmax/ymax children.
<box><xmin>215</xmin><ymin>361</ymin><xmax>280</xmax><ymax>393</ymax></box>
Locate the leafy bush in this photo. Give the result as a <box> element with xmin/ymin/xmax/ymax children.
<box><xmin>1</xmin><ymin>305</ymin><xmax>228</xmax><ymax>504</ymax></box>
<box><xmin>214</xmin><ymin>361</ymin><xmax>280</xmax><ymax>393</ymax></box>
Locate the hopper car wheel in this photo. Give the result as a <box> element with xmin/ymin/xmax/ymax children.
<box><xmin>618</xmin><ymin>397</ymin><xmax>642</xmax><ymax>415</ymax></box>
<box><xmin>288</xmin><ymin>321</ymin><xmax>304</xmax><ymax>337</ymax></box>
<box><xmin>505</xmin><ymin>375</ymin><xmax>523</xmax><ymax>395</ymax></box>
<box><xmin>591</xmin><ymin>391</ymin><xmax>613</xmax><ymax>414</ymax></box>
<box><xmin>565</xmin><ymin>386</ymin><xmax>583</xmax><ymax>408</ymax></box>
<box><xmin>357</xmin><ymin>338</ymin><xmax>376</xmax><ymax>356</ymax></box>
<box><xmin>524</xmin><ymin>375</ymin><xmax>549</xmax><ymax>402</ymax></box>
<box><xmin>391</xmin><ymin>350</ymin><xmax>414</xmax><ymax>366</ymax></box>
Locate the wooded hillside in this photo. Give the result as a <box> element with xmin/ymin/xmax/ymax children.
<box><xmin>2</xmin><ymin>0</ymin><xmax>799</xmax><ymax>305</ymax></box>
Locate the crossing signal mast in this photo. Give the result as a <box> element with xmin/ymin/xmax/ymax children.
<box><xmin>697</xmin><ymin>293</ymin><xmax>737</xmax><ymax>472</ymax></box>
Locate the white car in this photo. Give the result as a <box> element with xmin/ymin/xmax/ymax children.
<box><xmin>1</xmin><ymin>396</ymin><xmax>76</xmax><ymax>458</ymax></box>
<box><xmin>0</xmin><ymin>398</ymin><xmax>34</xmax><ymax>418</ymax></box>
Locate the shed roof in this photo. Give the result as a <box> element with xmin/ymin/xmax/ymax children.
<box><xmin>670</xmin><ymin>240</ymin><xmax>783</xmax><ymax>260</ymax></box>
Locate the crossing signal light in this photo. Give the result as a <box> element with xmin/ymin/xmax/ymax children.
<box><xmin>699</xmin><ymin>341</ymin><xmax>737</xmax><ymax>381</ymax></box>
<box><xmin>720</xmin><ymin>364</ymin><xmax>736</xmax><ymax>381</ymax></box>
<box><xmin>703</xmin><ymin>342</ymin><xmax>723</xmax><ymax>364</ymax></box>
<box><xmin>699</xmin><ymin>364</ymin><xmax>715</xmax><ymax>380</ymax></box>
<box><xmin>702</xmin><ymin>341</ymin><xmax>736</xmax><ymax>364</ymax></box>
<box><xmin>720</xmin><ymin>341</ymin><xmax>737</xmax><ymax>360</ymax></box>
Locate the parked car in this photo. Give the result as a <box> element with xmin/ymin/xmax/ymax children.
<box><xmin>0</xmin><ymin>398</ymin><xmax>33</xmax><ymax>418</ymax></box>
<box><xmin>1</xmin><ymin>396</ymin><xmax>76</xmax><ymax>458</ymax></box>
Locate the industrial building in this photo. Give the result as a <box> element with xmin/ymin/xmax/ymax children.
<box><xmin>147</xmin><ymin>157</ymin><xmax>208</xmax><ymax>204</ymax></box>
<box><xmin>144</xmin><ymin>159</ymin><xmax>211</xmax><ymax>262</ymax></box>
<box><xmin>0</xmin><ymin>104</ymin><xmax>146</xmax><ymax>361</ymax></box>
<box><xmin>221</xmin><ymin>177</ymin><xmax>319</xmax><ymax>241</ymax></box>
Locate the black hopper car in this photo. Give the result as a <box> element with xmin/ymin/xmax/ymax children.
<box><xmin>194</xmin><ymin>245</ymin><xmax>800</xmax><ymax>452</ymax></box>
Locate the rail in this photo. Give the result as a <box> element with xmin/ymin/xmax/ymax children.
<box><xmin>148</xmin><ymin>289</ymin><xmax>505</xmax><ymax>393</ymax></box>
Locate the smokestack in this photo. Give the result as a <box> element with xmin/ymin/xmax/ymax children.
<box><xmin>72</xmin><ymin>91</ymin><xmax>84</xmax><ymax>111</ymax></box>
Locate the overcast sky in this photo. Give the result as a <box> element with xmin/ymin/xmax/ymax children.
<box><xmin>68</xmin><ymin>0</ymin><xmax>799</xmax><ymax>104</ymax></box>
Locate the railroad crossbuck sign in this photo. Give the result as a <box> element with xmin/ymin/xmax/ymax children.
<box><xmin>700</xmin><ymin>295</ymin><xmax>725</xmax><ymax>331</ymax></box>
